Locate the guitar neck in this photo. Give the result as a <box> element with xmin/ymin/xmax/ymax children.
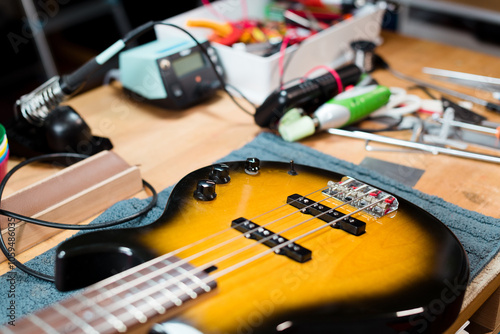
<box><xmin>6</xmin><ymin>256</ymin><xmax>216</xmax><ymax>334</ymax></box>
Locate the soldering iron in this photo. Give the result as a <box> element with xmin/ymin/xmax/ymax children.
<box><xmin>254</xmin><ymin>63</ymin><xmax>362</xmax><ymax>129</ymax></box>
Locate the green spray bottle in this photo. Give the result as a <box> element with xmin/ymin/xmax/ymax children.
<box><xmin>279</xmin><ymin>85</ymin><xmax>391</xmax><ymax>142</ymax></box>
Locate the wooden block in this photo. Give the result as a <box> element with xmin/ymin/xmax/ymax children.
<box><xmin>471</xmin><ymin>286</ymin><xmax>500</xmax><ymax>330</ymax></box>
<box><xmin>0</xmin><ymin>151</ymin><xmax>144</xmax><ymax>263</ymax></box>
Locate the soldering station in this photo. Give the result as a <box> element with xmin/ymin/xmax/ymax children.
<box><xmin>0</xmin><ymin>0</ymin><xmax>500</xmax><ymax>332</ymax></box>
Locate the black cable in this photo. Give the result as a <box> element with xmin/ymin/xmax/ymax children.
<box><xmin>344</xmin><ymin>115</ymin><xmax>405</xmax><ymax>133</ymax></box>
<box><xmin>224</xmin><ymin>83</ymin><xmax>257</xmax><ymax>109</ymax></box>
<box><xmin>0</xmin><ymin>153</ymin><xmax>158</xmax><ymax>282</ymax></box>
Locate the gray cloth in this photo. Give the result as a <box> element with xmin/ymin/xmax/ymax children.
<box><xmin>1</xmin><ymin>132</ymin><xmax>499</xmax><ymax>324</ymax></box>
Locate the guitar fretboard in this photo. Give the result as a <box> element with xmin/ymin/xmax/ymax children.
<box><xmin>4</xmin><ymin>256</ymin><xmax>216</xmax><ymax>334</ymax></box>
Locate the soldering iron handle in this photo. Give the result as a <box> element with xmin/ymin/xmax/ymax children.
<box><xmin>254</xmin><ymin>64</ymin><xmax>362</xmax><ymax>128</ymax></box>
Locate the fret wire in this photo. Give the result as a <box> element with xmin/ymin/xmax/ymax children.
<box><xmin>27</xmin><ymin>314</ymin><xmax>59</xmax><ymax>334</ymax></box>
<box><xmin>164</xmin><ymin>258</ymin><xmax>212</xmax><ymax>293</ymax></box>
<box><xmin>132</xmin><ymin>271</ymin><xmax>183</xmax><ymax>307</ymax></box>
<box><xmin>52</xmin><ymin>303</ymin><xmax>99</xmax><ymax>334</ymax></box>
<box><xmin>0</xmin><ymin>326</ymin><xmax>15</xmax><ymax>334</ymax></box>
<box><xmin>105</xmin><ymin>286</ymin><xmax>148</xmax><ymax>324</ymax></box>
<box><xmin>150</xmin><ymin>264</ymin><xmax>198</xmax><ymax>299</ymax></box>
<box><xmin>128</xmin><ymin>273</ymin><xmax>167</xmax><ymax>314</ymax></box>
<box><xmin>73</xmin><ymin>295</ymin><xmax>128</xmax><ymax>333</ymax></box>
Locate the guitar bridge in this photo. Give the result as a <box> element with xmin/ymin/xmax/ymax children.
<box><xmin>322</xmin><ymin>177</ymin><xmax>399</xmax><ymax>218</ymax></box>
<box><xmin>231</xmin><ymin>217</ymin><xmax>312</xmax><ymax>263</ymax></box>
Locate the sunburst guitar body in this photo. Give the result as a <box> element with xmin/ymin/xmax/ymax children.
<box><xmin>5</xmin><ymin>160</ymin><xmax>469</xmax><ymax>334</ymax></box>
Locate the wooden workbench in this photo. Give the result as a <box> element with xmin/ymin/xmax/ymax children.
<box><xmin>2</xmin><ymin>31</ymin><xmax>500</xmax><ymax>333</ymax></box>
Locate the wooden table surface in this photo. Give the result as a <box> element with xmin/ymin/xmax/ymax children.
<box><xmin>2</xmin><ymin>31</ymin><xmax>500</xmax><ymax>333</ymax></box>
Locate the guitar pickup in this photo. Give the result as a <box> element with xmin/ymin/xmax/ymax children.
<box><xmin>287</xmin><ymin>194</ymin><xmax>366</xmax><ymax>236</ymax></box>
<box><xmin>231</xmin><ymin>217</ymin><xmax>312</xmax><ymax>263</ymax></box>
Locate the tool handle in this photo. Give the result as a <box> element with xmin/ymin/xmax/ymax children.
<box><xmin>486</xmin><ymin>102</ymin><xmax>500</xmax><ymax>114</ymax></box>
<box><xmin>254</xmin><ymin>64</ymin><xmax>362</xmax><ymax>128</ymax></box>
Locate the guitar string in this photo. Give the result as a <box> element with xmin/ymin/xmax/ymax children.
<box><xmin>80</xmin><ymin>186</ymin><xmax>349</xmax><ymax>309</ymax></box>
<box><xmin>32</xmin><ymin>185</ymin><xmax>337</xmax><ymax>331</ymax></box>
<box><xmin>58</xmin><ymin>185</ymin><xmax>387</xmax><ymax>330</ymax></box>
<box><xmin>45</xmin><ymin>182</ymin><xmax>373</xmax><ymax>331</ymax></box>
<box><xmin>86</xmin><ymin>195</ymin><xmax>388</xmax><ymax>333</ymax></box>
<box><xmin>88</xmin><ymin>185</ymin><xmax>333</xmax><ymax>291</ymax></box>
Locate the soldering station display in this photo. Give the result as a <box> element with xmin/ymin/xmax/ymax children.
<box><xmin>119</xmin><ymin>38</ymin><xmax>224</xmax><ymax>110</ymax></box>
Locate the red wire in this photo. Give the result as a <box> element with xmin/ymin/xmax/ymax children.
<box><xmin>304</xmin><ymin>65</ymin><xmax>344</xmax><ymax>93</ymax></box>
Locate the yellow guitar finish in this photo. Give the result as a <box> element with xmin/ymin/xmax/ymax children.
<box><xmin>141</xmin><ymin>166</ymin><xmax>437</xmax><ymax>334</ymax></box>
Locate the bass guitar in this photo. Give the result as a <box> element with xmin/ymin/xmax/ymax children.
<box><xmin>5</xmin><ymin>159</ymin><xmax>469</xmax><ymax>334</ymax></box>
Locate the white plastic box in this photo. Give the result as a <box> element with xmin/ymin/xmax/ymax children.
<box><xmin>156</xmin><ymin>0</ymin><xmax>386</xmax><ymax>104</ymax></box>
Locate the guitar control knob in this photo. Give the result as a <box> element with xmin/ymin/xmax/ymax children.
<box><xmin>245</xmin><ymin>158</ymin><xmax>260</xmax><ymax>175</ymax></box>
<box><xmin>194</xmin><ymin>180</ymin><xmax>217</xmax><ymax>201</ymax></box>
<box><xmin>209</xmin><ymin>164</ymin><xmax>230</xmax><ymax>184</ymax></box>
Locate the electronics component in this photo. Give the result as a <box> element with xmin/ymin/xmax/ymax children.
<box><xmin>278</xmin><ymin>84</ymin><xmax>391</xmax><ymax>141</ymax></box>
<box><xmin>119</xmin><ymin>37</ymin><xmax>224</xmax><ymax>109</ymax></box>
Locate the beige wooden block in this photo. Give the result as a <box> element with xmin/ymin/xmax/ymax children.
<box><xmin>0</xmin><ymin>151</ymin><xmax>143</xmax><ymax>263</ymax></box>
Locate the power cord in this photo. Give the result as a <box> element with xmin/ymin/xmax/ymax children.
<box><xmin>0</xmin><ymin>153</ymin><xmax>158</xmax><ymax>282</ymax></box>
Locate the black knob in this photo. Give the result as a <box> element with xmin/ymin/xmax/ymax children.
<box><xmin>209</xmin><ymin>164</ymin><xmax>230</xmax><ymax>184</ymax></box>
<box><xmin>194</xmin><ymin>180</ymin><xmax>217</xmax><ymax>201</ymax></box>
<box><xmin>245</xmin><ymin>158</ymin><xmax>260</xmax><ymax>175</ymax></box>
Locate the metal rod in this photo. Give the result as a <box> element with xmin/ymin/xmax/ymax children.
<box><xmin>327</xmin><ymin>128</ymin><xmax>500</xmax><ymax>164</ymax></box>
<box><xmin>423</xmin><ymin>67</ymin><xmax>500</xmax><ymax>86</ymax></box>
<box><xmin>389</xmin><ymin>68</ymin><xmax>491</xmax><ymax>108</ymax></box>
<box><xmin>433</xmin><ymin>116</ymin><xmax>499</xmax><ymax>135</ymax></box>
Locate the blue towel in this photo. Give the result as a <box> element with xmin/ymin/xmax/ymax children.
<box><xmin>1</xmin><ymin>132</ymin><xmax>499</xmax><ymax>324</ymax></box>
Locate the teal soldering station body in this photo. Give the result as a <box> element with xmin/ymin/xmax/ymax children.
<box><xmin>119</xmin><ymin>37</ymin><xmax>224</xmax><ymax>109</ymax></box>
<box><xmin>279</xmin><ymin>85</ymin><xmax>391</xmax><ymax>141</ymax></box>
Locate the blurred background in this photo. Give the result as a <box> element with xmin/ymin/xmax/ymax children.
<box><xmin>1</xmin><ymin>0</ymin><xmax>499</xmax><ymax>124</ymax></box>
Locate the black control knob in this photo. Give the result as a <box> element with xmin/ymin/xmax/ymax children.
<box><xmin>194</xmin><ymin>180</ymin><xmax>217</xmax><ymax>201</ymax></box>
<box><xmin>209</xmin><ymin>164</ymin><xmax>230</xmax><ymax>184</ymax></box>
<box><xmin>245</xmin><ymin>158</ymin><xmax>260</xmax><ymax>175</ymax></box>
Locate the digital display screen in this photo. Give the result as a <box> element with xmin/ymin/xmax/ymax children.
<box><xmin>171</xmin><ymin>52</ymin><xmax>204</xmax><ymax>77</ymax></box>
